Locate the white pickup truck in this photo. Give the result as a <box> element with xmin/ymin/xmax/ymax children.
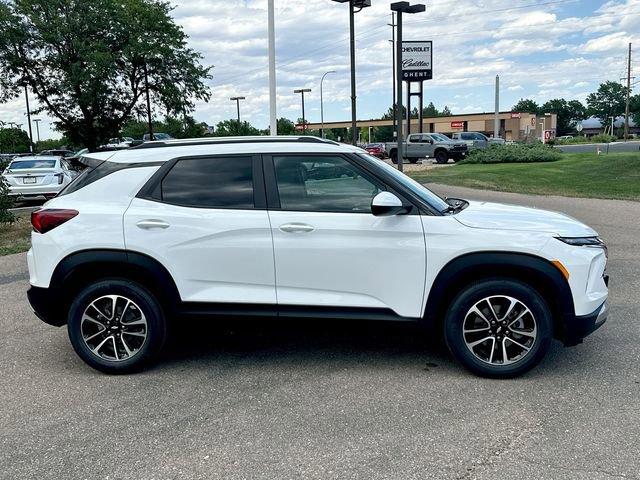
<box><xmin>385</xmin><ymin>133</ymin><xmax>469</xmax><ymax>164</ymax></box>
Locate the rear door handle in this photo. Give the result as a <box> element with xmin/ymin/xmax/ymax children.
<box><xmin>136</xmin><ymin>219</ymin><xmax>170</xmax><ymax>230</ymax></box>
<box><xmin>279</xmin><ymin>223</ymin><xmax>315</xmax><ymax>233</ymax></box>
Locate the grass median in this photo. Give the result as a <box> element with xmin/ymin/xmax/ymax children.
<box><xmin>0</xmin><ymin>212</ymin><xmax>32</xmax><ymax>256</ymax></box>
<box><xmin>409</xmin><ymin>152</ymin><xmax>640</xmax><ymax>201</ymax></box>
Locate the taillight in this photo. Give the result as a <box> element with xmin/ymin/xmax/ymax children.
<box><xmin>31</xmin><ymin>209</ymin><xmax>78</xmax><ymax>234</ymax></box>
<box><xmin>55</xmin><ymin>173</ymin><xmax>64</xmax><ymax>184</ymax></box>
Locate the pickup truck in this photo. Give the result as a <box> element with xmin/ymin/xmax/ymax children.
<box><xmin>385</xmin><ymin>133</ymin><xmax>469</xmax><ymax>164</ymax></box>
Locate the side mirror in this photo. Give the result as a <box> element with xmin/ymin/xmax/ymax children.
<box><xmin>371</xmin><ymin>192</ymin><xmax>410</xmax><ymax>217</ymax></box>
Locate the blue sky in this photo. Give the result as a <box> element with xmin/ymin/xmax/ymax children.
<box><xmin>2</xmin><ymin>0</ymin><xmax>639</xmax><ymax>139</ymax></box>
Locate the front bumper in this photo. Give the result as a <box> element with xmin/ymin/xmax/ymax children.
<box><xmin>27</xmin><ymin>286</ymin><xmax>66</xmax><ymax>327</ymax></box>
<box><xmin>562</xmin><ymin>300</ymin><xmax>609</xmax><ymax>346</ymax></box>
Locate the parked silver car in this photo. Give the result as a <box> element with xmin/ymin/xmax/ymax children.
<box><xmin>450</xmin><ymin>132</ymin><xmax>505</xmax><ymax>149</ymax></box>
<box><xmin>2</xmin><ymin>156</ymin><xmax>77</xmax><ymax>200</ymax></box>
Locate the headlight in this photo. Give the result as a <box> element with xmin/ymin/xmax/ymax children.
<box><xmin>556</xmin><ymin>236</ymin><xmax>608</xmax><ymax>258</ymax></box>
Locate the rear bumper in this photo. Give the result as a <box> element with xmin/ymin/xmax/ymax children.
<box><xmin>9</xmin><ymin>184</ymin><xmax>61</xmax><ymax>198</ymax></box>
<box><xmin>27</xmin><ymin>286</ymin><xmax>66</xmax><ymax>327</ymax></box>
<box><xmin>562</xmin><ymin>300</ymin><xmax>608</xmax><ymax>346</ymax></box>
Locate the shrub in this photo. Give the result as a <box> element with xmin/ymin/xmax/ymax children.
<box><xmin>553</xmin><ymin>134</ymin><xmax>617</xmax><ymax>145</ymax></box>
<box><xmin>459</xmin><ymin>144</ymin><xmax>561</xmax><ymax>164</ymax></box>
<box><xmin>0</xmin><ymin>171</ymin><xmax>15</xmax><ymax>225</ymax></box>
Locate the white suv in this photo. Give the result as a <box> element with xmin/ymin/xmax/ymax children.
<box><xmin>26</xmin><ymin>137</ymin><xmax>609</xmax><ymax>377</ymax></box>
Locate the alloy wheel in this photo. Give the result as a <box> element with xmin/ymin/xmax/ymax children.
<box><xmin>462</xmin><ymin>295</ymin><xmax>537</xmax><ymax>365</ymax></box>
<box><xmin>80</xmin><ymin>295</ymin><xmax>148</xmax><ymax>361</ymax></box>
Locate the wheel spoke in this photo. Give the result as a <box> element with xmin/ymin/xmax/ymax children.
<box><xmin>506</xmin><ymin>337</ymin><xmax>531</xmax><ymax>352</ymax></box>
<box><xmin>485</xmin><ymin>299</ymin><xmax>500</xmax><ymax>323</ymax></box>
<box><xmin>122</xmin><ymin>331</ymin><xmax>145</xmax><ymax>338</ymax></box>
<box><xmin>84</xmin><ymin>329</ymin><xmax>105</xmax><ymax>342</ymax></box>
<box><xmin>120</xmin><ymin>336</ymin><xmax>134</xmax><ymax>357</ymax></box>
<box><xmin>488</xmin><ymin>337</ymin><xmax>497</xmax><ymax>363</ymax></box>
<box><xmin>92</xmin><ymin>336</ymin><xmax>112</xmax><ymax>355</ymax></box>
<box><xmin>121</xmin><ymin>318</ymin><xmax>145</xmax><ymax>326</ymax></box>
<box><xmin>468</xmin><ymin>336</ymin><xmax>493</xmax><ymax>349</ymax></box>
<box><xmin>468</xmin><ymin>305</ymin><xmax>491</xmax><ymax>326</ymax></box>
<box><xmin>464</xmin><ymin>326</ymin><xmax>490</xmax><ymax>334</ymax></box>
<box><xmin>510</xmin><ymin>328</ymin><xmax>536</xmax><ymax>338</ymax></box>
<box><xmin>82</xmin><ymin>315</ymin><xmax>107</xmax><ymax>329</ymax></box>
<box><xmin>111</xmin><ymin>336</ymin><xmax>119</xmax><ymax>360</ymax></box>
<box><xmin>501</xmin><ymin>298</ymin><xmax>518</xmax><ymax>321</ymax></box>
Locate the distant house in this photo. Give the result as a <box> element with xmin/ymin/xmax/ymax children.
<box><xmin>578</xmin><ymin>116</ymin><xmax>638</xmax><ymax>137</ymax></box>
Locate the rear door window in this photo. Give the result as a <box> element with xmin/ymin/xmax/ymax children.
<box><xmin>160</xmin><ymin>157</ymin><xmax>254</xmax><ymax>209</ymax></box>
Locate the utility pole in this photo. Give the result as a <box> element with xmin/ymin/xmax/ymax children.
<box><xmin>625</xmin><ymin>42</ymin><xmax>632</xmax><ymax>141</ymax></box>
<box><xmin>389</xmin><ymin>12</ymin><xmax>397</xmax><ymax>139</ymax></box>
<box><xmin>268</xmin><ymin>0</ymin><xmax>277</xmax><ymax>136</ymax></box>
<box><xmin>24</xmin><ymin>86</ymin><xmax>34</xmax><ymax>152</ymax></box>
<box><xmin>494</xmin><ymin>75</ymin><xmax>500</xmax><ymax>139</ymax></box>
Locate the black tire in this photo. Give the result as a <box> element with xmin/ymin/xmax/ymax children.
<box><xmin>435</xmin><ymin>150</ymin><xmax>449</xmax><ymax>164</ymax></box>
<box><xmin>67</xmin><ymin>279</ymin><xmax>168</xmax><ymax>374</ymax></box>
<box><xmin>444</xmin><ymin>279</ymin><xmax>552</xmax><ymax>378</ymax></box>
<box><xmin>390</xmin><ymin>150</ymin><xmax>398</xmax><ymax>164</ymax></box>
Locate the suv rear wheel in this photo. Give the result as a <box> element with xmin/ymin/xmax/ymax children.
<box><xmin>67</xmin><ymin>279</ymin><xmax>167</xmax><ymax>374</ymax></box>
<box><xmin>444</xmin><ymin>279</ymin><xmax>552</xmax><ymax>378</ymax></box>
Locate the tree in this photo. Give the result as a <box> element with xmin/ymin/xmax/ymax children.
<box><xmin>540</xmin><ymin>98</ymin><xmax>586</xmax><ymax>136</ymax></box>
<box><xmin>214</xmin><ymin>120</ymin><xmax>262</xmax><ymax>137</ymax></box>
<box><xmin>0</xmin><ymin>0</ymin><xmax>212</xmax><ymax>151</ymax></box>
<box><xmin>0</xmin><ymin>174</ymin><xmax>14</xmax><ymax>225</ymax></box>
<box><xmin>0</xmin><ymin>128</ymin><xmax>32</xmax><ymax>153</ymax></box>
<box><xmin>512</xmin><ymin>99</ymin><xmax>540</xmax><ymax>114</ymax></box>
<box><xmin>263</xmin><ymin>118</ymin><xmax>297</xmax><ymax>136</ymax></box>
<box><xmin>630</xmin><ymin>94</ymin><xmax>640</xmax><ymax>126</ymax></box>
<box><xmin>586</xmin><ymin>81</ymin><xmax>628</xmax><ymax>122</ymax></box>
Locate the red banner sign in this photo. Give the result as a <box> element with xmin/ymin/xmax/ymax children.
<box><xmin>450</xmin><ymin>121</ymin><xmax>464</xmax><ymax>129</ymax></box>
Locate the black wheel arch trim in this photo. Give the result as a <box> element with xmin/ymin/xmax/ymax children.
<box><xmin>424</xmin><ymin>251</ymin><xmax>576</xmax><ymax>341</ymax></box>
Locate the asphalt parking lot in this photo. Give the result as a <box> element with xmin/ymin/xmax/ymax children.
<box><xmin>1</xmin><ymin>185</ymin><xmax>639</xmax><ymax>480</ymax></box>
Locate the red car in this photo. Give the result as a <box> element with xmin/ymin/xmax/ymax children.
<box><xmin>365</xmin><ymin>143</ymin><xmax>387</xmax><ymax>159</ymax></box>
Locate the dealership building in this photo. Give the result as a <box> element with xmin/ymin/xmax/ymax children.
<box><xmin>305</xmin><ymin>111</ymin><xmax>557</xmax><ymax>142</ymax></box>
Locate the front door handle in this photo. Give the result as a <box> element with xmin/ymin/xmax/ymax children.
<box><xmin>136</xmin><ymin>219</ymin><xmax>170</xmax><ymax>230</ymax></box>
<box><xmin>279</xmin><ymin>223</ymin><xmax>315</xmax><ymax>234</ymax></box>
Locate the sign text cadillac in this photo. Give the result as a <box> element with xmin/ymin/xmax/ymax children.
<box><xmin>401</xmin><ymin>41</ymin><xmax>432</xmax><ymax>81</ymax></box>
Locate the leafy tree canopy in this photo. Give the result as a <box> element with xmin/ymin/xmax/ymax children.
<box><xmin>512</xmin><ymin>99</ymin><xmax>541</xmax><ymax>115</ymax></box>
<box><xmin>0</xmin><ymin>0</ymin><xmax>212</xmax><ymax>150</ymax></box>
<box><xmin>214</xmin><ymin>120</ymin><xmax>262</xmax><ymax>137</ymax></box>
<box><xmin>0</xmin><ymin>127</ymin><xmax>31</xmax><ymax>153</ymax></box>
<box><xmin>586</xmin><ymin>81</ymin><xmax>628</xmax><ymax>122</ymax></box>
<box><xmin>121</xmin><ymin>115</ymin><xmax>208</xmax><ymax>140</ymax></box>
<box><xmin>540</xmin><ymin>98</ymin><xmax>586</xmax><ymax>136</ymax></box>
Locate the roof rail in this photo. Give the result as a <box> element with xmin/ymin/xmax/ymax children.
<box><xmin>129</xmin><ymin>136</ymin><xmax>340</xmax><ymax>150</ymax></box>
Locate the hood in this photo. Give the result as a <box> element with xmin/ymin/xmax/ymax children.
<box><xmin>454</xmin><ymin>200</ymin><xmax>597</xmax><ymax>237</ymax></box>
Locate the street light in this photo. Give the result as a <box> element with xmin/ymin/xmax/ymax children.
<box><xmin>391</xmin><ymin>1</ymin><xmax>426</xmax><ymax>172</ymax></box>
<box><xmin>32</xmin><ymin>118</ymin><xmax>42</xmax><ymax>143</ymax></box>
<box><xmin>230</xmin><ymin>96</ymin><xmax>246</xmax><ymax>127</ymax></box>
<box><xmin>331</xmin><ymin>0</ymin><xmax>372</xmax><ymax>145</ymax></box>
<box><xmin>320</xmin><ymin>71</ymin><xmax>336</xmax><ymax>138</ymax></box>
<box><xmin>294</xmin><ymin>89</ymin><xmax>312</xmax><ymax>134</ymax></box>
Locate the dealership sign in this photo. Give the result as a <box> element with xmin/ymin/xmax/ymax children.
<box><xmin>402</xmin><ymin>41</ymin><xmax>432</xmax><ymax>81</ymax></box>
<box><xmin>451</xmin><ymin>121</ymin><xmax>464</xmax><ymax>129</ymax></box>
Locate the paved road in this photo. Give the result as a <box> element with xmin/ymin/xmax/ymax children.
<box><xmin>1</xmin><ymin>186</ymin><xmax>639</xmax><ymax>480</ymax></box>
<box><xmin>555</xmin><ymin>140</ymin><xmax>640</xmax><ymax>153</ymax></box>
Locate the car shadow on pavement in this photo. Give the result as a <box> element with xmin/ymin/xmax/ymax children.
<box><xmin>160</xmin><ymin>316</ymin><xmax>454</xmax><ymax>373</ymax></box>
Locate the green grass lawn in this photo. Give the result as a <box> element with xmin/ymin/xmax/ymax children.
<box><xmin>0</xmin><ymin>213</ymin><xmax>32</xmax><ymax>256</ymax></box>
<box><xmin>409</xmin><ymin>152</ymin><xmax>640</xmax><ymax>201</ymax></box>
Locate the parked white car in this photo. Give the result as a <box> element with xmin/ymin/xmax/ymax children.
<box><xmin>2</xmin><ymin>156</ymin><xmax>77</xmax><ymax>200</ymax></box>
<box><xmin>27</xmin><ymin>137</ymin><xmax>608</xmax><ymax>377</ymax></box>
<box><xmin>450</xmin><ymin>132</ymin><xmax>506</xmax><ymax>149</ymax></box>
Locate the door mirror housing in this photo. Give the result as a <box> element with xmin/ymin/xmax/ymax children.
<box><xmin>371</xmin><ymin>192</ymin><xmax>410</xmax><ymax>216</ymax></box>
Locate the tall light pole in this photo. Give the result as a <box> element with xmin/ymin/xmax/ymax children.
<box><xmin>230</xmin><ymin>96</ymin><xmax>246</xmax><ymax>127</ymax></box>
<box><xmin>268</xmin><ymin>0</ymin><xmax>277</xmax><ymax>136</ymax></box>
<box><xmin>294</xmin><ymin>89</ymin><xmax>311</xmax><ymax>134</ymax></box>
<box><xmin>320</xmin><ymin>71</ymin><xmax>336</xmax><ymax>138</ymax></box>
<box><xmin>32</xmin><ymin>118</ymin><xmax>41</xmax><ymax>143</ymax></box>
<box><xmin>24</xmin><ymin>86</ymin><xmax>34</xmax><ymax>152</ymax></box>
<box><xmin>391</xmin><ymin>1</ymin><xmax>426</xmax><ymax>172</ymax></box>
<box><xmin>332</xmin><ymin>0</ymin><xmax>371</xmax><ymax>145</ymax></box>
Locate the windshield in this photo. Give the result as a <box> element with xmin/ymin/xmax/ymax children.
<box><xmin>9</xmin><ymin>159</ymin><xmax>57</xmax><ymax>170</ymax></box>
<box><xmin>431</xmin><ymin>133</ymin><xmax>451</xmax><ymax>142</ymax></box>
<box><xmin>357</xmin><ymin>153</ymin><xmax>449</xmax><ymax>212</ymax></box>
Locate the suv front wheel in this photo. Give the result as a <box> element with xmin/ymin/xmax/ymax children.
<box><xmin>444</xmin><ymin>279</ymin><xmax>552</xmax><ymax>378</ymax></box>
<box><xmin>67</xmin><ymin>279</ymin><xmax>167</xmax><ymax>374</ymax></box>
